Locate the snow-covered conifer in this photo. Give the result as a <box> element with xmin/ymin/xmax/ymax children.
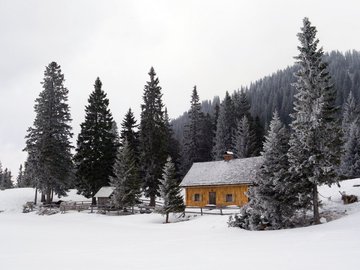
<box><xmin>233</xmin><ymin>116</ymin><xmax>256</xmax><ymax>158</ymax></box>
<box><xmin>287</xmin><ymin>18</ymin><xmax>341</xmax><ymax>224</ymax></box>
<box><xmin>24</xmin><ymin>62</ymin><xmax>73</xmax><ymax>203</ymax></box>
<box><xmin>213</xmin><ymin>92</ymin><xmax>235</xmax><ymax>160</ymax></box>
<box><xmin>182</xmin><ymin>86</ymin><xmax>203</xmax><ymax>173</ymax></box>
<box><xmin>139</xmin><ymin>67</ymin><xmax>168</xmax><ymax>206</ymax></box>
<box><xmin>110</xmin><ymin>139</ymin><xmax>141</xmax><ymax>211</ymax></box>
<box><xmin>159</xmin><ymin>157</ymin><xmax>185</xmax><ymax>223</ymax></box>
<box><xmin>342</xmin><ymin>91</ymin><xmax>358</xmax><ymax>136</ymax></box>
<box><xmin>340</xmin><ymin>119</ymin><xmax>360</xmax><ymax>179</ymax></box>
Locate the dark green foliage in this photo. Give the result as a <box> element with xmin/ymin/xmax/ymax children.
<box><xmin>181</xmin><ymin>86</ymin><xmax>204</xmax><ymax>173</ymax></box>
<box><xmin>16</xmin><ymin>164</ymin><xmax>24</xmax><ymax>188</ymax></box>
<box><xmin>139</xmin><ymin>67</ymin><xmax>168</xmax><ymax>206</ymax></box>
<box><xmin>213</xmin><ymin>91</ymin><xmax>235</xmax><ymax>160</ymax></box>
<box><xmin>24</xmin><ymin>62</ymin><xmax>73</xmax><ymax>203</ymax></box>
<box><xmin>121</xmin><ymin>108</ymin><xmax>139</xmax><ymax>157</ymax></box>
<box><xmin>74</xmin><ymin>77</ymin><xmax>118</xmax><ymax>204</ymax></box>
<box><xmin>253</xmin><ymin>116</ymin><xmax>265</xmax><ymax>155</ymax></box>
<box><xmin>0</xmin><ymin>166</ymin><xmax>13</xmax><ymax>189</ymax></box>
<box><xmin>158</xmin><ymin>157</ymin><xmax>185</xmax><ymax>223</ymax></box>
<box><xmin>163</xmin><ymin>109</ymin><xmax>182</xmax><ymax>180</ymax></box>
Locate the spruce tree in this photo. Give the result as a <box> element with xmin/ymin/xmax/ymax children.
<box><xmin>287</xmin><ymin>18</ymin><xmax>341</xmax><ymax>224</ymax></box>
<box><xmin>253</xmin><ymin>116</ymin><xmax>265</xmax><ymax>156</ymax></box>
<box><xmin>121</xmin><ymin>108</ymin><xmax>139</xmax><ymax>158</ymax></box>
<box><xmin>158</xmin><ymin>157</ymin><xmax>185</xmax><ymax>223</ymax></box>
<box><xmin>340</xmin><ymin>91</ymin><xmax>359</xmax><ymax>177</ymax></box>
<box><xmin>342</xmin><ymin>91</ymin><xmax>358</xmax><ymax>138</ymax></box>
<box><xmin>163</xmin><ymin>108</ymin><xmax>181</xmax><ymax>179</ymax></box>
<box><xmin>340</xmin><ymin>119</ymin><xmax>360</xmax><ymax>179</ymax></box>
<box><xmin>213</xmin><ymin>91</ymin><xmax>235</xmax><ymax>160</ymax></box>
<box><xmin>110</xmin><ymin>139</ymin><xmax>141</xmax><ymax>211</ymax></box>
<box><xmin>139</xmin><ymin>67</ymin><xmax>167</xmax><ymax>206</ymax></box>
<box><xmin>74</xmin><ymin>77</ymin><xmax>118</xmax><ymax>205</ymax></box>
<box><xmin>233</xmin><ymin>90</ymin><xmax>252</xmax><ymax>121</ymax></box>
<box><xmin>24</xmin><ymin>62</ymin><xmax>73</xmax><ymax>203</ymax></box>
<box><xmin>233</xmin><ymin>116</ymin><xmax>256</xmax><ymax>158</ymax></box>
<box><xmin>198</xmin><ymin>113</ymin><xmax>215</xmax><ymax>162</ymax></box>
<box><xmin>16</xmin><ymin>164</ymin><xmax>24</xmax><ymax>188</ymax></box>
<box><xmin>0</xmin><ymin>162</ymin><xmax>2</xmax><ymax>189</ymax></box>
<box><xmin>182</xmin><ymin>86</ymin><xmax>203</xmax><ymax>173</ymax></box>
<box><xmin>1</xmin><ymin>168</ymin><xmax>13</xmax><ymax>189</ymax></box>
<box><xmin>252</xmin><ymin>111</ymin><xmax>292</xmax><ymax>228</ymax></box>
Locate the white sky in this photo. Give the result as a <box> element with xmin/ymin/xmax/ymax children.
<box><xmin>1</xmin><ymin>0</ymin><xmax>359</xmax><ymax>178</ymax></box>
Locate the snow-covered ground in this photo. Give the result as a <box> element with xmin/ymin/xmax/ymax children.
<box><xmin>1</xmin><ymin>180</ymin><xmax>360</xmax><ymax>270</ymax></box>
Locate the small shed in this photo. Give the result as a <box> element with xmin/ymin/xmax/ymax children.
<box><xmin>94</xmin><ymin>186</ymin><xmax>115</xmax><ymax>206</ymax></box>
<box><xmin>180</xmin><ymin>154</ymin><xmax>263</xmax><ymax>207</ymax></box>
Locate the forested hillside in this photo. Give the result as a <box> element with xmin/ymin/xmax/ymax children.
<box><xmin>172</xmin><ymin>50</ymin><xmax>360</xmax><ymax>141</ymax></box>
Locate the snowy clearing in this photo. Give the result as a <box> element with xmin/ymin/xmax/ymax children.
<box><xmin>1</xmin><ymin>180</ymin><xmax>360</xmax><ymax>270</ymax></box>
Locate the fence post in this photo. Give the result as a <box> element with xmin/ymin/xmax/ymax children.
<box><xmin>201</xmin><ymin>207</ymin><xmax>203</xmax><ymax>216</ymax></box>
<box><xmin>220</xmin><ymin>207</ymin><xmax>223</xmax><ymax>215</ymax></box>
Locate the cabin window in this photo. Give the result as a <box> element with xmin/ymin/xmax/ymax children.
<box><xmin>226</xmin><ymin>194</ymin><xmax>233</xmax><ymax>202</ymax></box>
<box><xmin>194</xmin><ymin>193</ymin><xmax>201</xmax><ymax>202</ymax></box>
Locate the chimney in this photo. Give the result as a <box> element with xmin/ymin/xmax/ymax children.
<box><xmin>223</xmin><ymin>151</ymin><xmax>234</xmax><ymax>161</ymax></box>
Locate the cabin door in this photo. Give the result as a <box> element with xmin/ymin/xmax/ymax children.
<box><xmin>209</xmin><ymin>192</ymin><xmax>216</xmax><ymax>205</ymax></box>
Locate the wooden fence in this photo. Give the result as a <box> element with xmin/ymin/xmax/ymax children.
<box><xmin>184</xmin><ymin>205</ymin><xmax>241</xmax><ymax>216</ymax></box>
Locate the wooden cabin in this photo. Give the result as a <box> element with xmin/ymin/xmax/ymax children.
<box><xmin>94</xmin><ymin>186</ymin><xmax>115</xmax><ymax>206</ymax></box>
<box><xmin>180</xmin><ymin>153</ymin><xmax>263</xmax><ymax>207</ymax></box>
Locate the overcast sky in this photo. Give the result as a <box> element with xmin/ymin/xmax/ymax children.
<box><xmin>1</xmin><ymin>0</ymin><xmax>360</xmax><ymax>178</ymax></box>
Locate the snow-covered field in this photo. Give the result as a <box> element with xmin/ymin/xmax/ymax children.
<box><xmin>1</xmin><ymin>180</ymin><xmax>360</xmax><ymax>270</ymax></box>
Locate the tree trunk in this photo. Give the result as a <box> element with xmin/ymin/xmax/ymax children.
<box><xmin>46</xmin><ymin>189</ymin><xmax>52</xmax><ymax>204</ymax></box>
<box><xmin>313</xmin><ymin>184</ymin><xmax>320</xmax><ymax>225</ymax></box>
<box><xmin>165</xmin><ymin>212</ymin><xmax>169</xmax><ymax>223</ymax></box>
<box><xmin>149</xmin><ymin>196</ymin><xmax>156</xmax><ymax>207</ymax></box>
<box><xmin>92</xmin><ymin>196</ymin><xmax>97</xmax><ymax>206</ymax></box>
<box><xmin>41</xmin><ymin>193</ymin><xmax>46</xmax><ymax>203</ymax></box>
<box><xmin>34</xmin><ymin>187</ymin><xmax>38</xmax><ymax>205</ymax></box>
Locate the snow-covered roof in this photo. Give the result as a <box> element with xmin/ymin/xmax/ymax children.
<box><xmin>180</xmin><ymin>157</ymin><xmax>263</xmax><ymax>187</ymax></box>
<box><xmin>94</xmin><ymin>186</ymin><xmax>115</xmax><ymax>198</ymax></box>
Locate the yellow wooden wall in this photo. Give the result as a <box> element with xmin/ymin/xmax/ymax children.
<box><xmin>185</xmin><ymin>185</ymin><xmax>249</xmax><ymax>207</ymax></box>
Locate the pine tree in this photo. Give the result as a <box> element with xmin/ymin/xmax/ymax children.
<box><xmin>110</xmin><ymin>139</ymin><xmax>141</xmax><ymax>211</ymax></box>
<box><xmin>158</xmin><ymin>157</ymin><xmax>185</xmax><ymax>223</ymax></box>
<box><xmin>139</xmin><ymin>67</ymin><xmax>168</xmax><ymax>206</ymax></box>
<box><xmin>74</xmin><ymin>77</ymin><xmax>118</xmax><ymax>205</ymax></box>
<box><xmin>213</xmin><ymin>91</ymin><xmax>235</xmax><ymax>160</ymax></box>
<box><xmin>287</xmin><ymin>18</ymin><xmax>341</xmax><ymax>224</ymax></box>
<box><xmin>182</xmin><ymin>86</ymin><xmax>203</xmax><ymax>173</ymax></box>
<box><xmin>233</xmin><ymin>116</ymin><xmax>256</xmax><ymax>158</ymax></box>
<box><xmin>24</xmin><ymin>62</ymin><xmax>73</xmax><ymax>203</ymax></box>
